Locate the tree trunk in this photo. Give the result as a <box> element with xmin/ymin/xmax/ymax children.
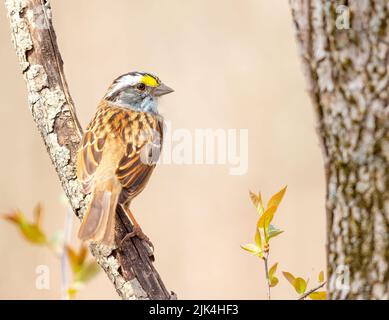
<box><xmin>290</xmin><ymin>0</ymin><xmax>389</xmax><ymax>299</ymax></box>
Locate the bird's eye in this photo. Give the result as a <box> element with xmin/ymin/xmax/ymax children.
<box><xmin>136</xmin><ymin>83</ymin><xmax>146</xmax><ymax>91</ymax></box>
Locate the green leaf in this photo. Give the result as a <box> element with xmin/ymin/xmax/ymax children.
<box><xmin>2</xmin><ymin>210</ymin><xmax>47</xmax><ymax>244</ymax></box>
<box><xmin>309</xmin><ymin>291</ymin><xmax>326</xmax><ymax>300</ymax></box>
<box><xmin>249</xmin><ymin>191</ymin><xmax>264</xmax><ymax>214</ymax></box>
<box><xmin>318</xmin><ymin>270</ymin><xmax>324</xmax><ymax>283</ymax></box>
<box><xmin>269</xmin><ymin>262</ymin><xmax>279</xmax><ymax>287</ymax></box>
<box><xmin>75</xmin><ymin>262</ymin><xmax>100</xmax><ymax>283</ymax></box>
<box><xmin>33</xmin><ymin>203</ymin><xmax>43</xmax><ymax>227</ymax></box>
<box><xmin>269</xmin><ymin>262</ymin><xmax>278</xmax><ymax>277</ymax></box>
<box><xmin>257</xmin><ymin>206</ymin><xmax>277</xmax><ymax>229</ymax></box>
<box><xmin>254</xmin><ymin>229</ymin><xmax>262</xmax><ymax>249</ymax></box>
<box><xmin>240</xmin><ymin>243</ymin><xmax>262</xmax><ymax>257</ymax></box>
<box><xmin>267</xmin><ymin>186</ymin><xmax>287</xmax><ymax>209</ymax></box>
<box><xmin>268</xmin><ymin>224</ymin><xmax>284</xmax><ymax>240</ymax></box>
<box><xmin>283</xmin><ymin>271</ymin><xmax>307</xmax><ymax>294</ymax></box>
<box><xmin>21</xmin><ymin>223</ymin><xmax>47</xmax><ymax>244</ymax></box>
<box><xmin>78</xmin><ymin>245</ymin><xmax>87</xmax><ymax>266</ymax></box>
<box><xmin>67</xmin><ymin>287</ymin><xmax>78</xmax><ymax>300</ymax></box>
<box><xmin>282</xmin><ymin>271</ymin><xmax>296</xmax><ymax>287</ymax></box>
<box><xmin>294</xmin><ymin>277</ymin><xmax>307</xmax><ymax>294</ymax></box>
<box><xmin>66</xmin><ymin>244</ymin><xmax>89</xmax><ymax>274</ymax></box>
<box><xmin>257</xmin><ymin>206</ymin><xmax>277</xmax><ymax>243</ymax></box>
<box><xmin>270</xmin><ymin>277</ymin><xmax>279</xmax><ymax>287</ymax></box>
<box><xmin>66</xmin><ymin>246</ymin><xmax>80</xmax><ymax>273</ymax></box>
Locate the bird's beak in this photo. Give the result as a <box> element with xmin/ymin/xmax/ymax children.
<box><xmin>154</xmin><ymin>83</ymin><xmax>174</xmax><ymax>97</ymax></box>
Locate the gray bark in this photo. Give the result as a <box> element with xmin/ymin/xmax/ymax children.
<box><xmin>290</xmin><ymin>0</ymin><xmax>389</xmax><ymax>299</ymax></box>
<box><xmin>4</xmin><ymin>0</ymin><xmax>172</xmax><ymax>299</ymax></box>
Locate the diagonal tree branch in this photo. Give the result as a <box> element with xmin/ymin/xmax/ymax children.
<box><xmin>4</xmin><ymin>0</ymin><xmax>172</xmax><ymax>300</ymax></box>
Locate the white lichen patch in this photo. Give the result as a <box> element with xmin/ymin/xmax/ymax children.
<box><xmin>65</xmin><ymin>178</ymin><xmax>84</xmax><ymax>210</ymax></box>
<box><xmin>61</xmin><ymin>163</ymin><xmax>76</xmax><ymax>180</ymax></box>
<box><xmin>46</xmin><ymin>133</ymin><xmax>70</xmax><ymax>168</ymax></box>
<box><xmin>5</xmin><ymin>0</ymin><xmax>32</xmax><ymax>71</ymax></box>
<box><xmin>29</xmin><ymin>88</ymin><xmax>66</xmax><ymax>133</ymax></box>
<box><xmin>124</xmin><ymin>279</ymin><xmax>147</xmax><ymax>300</ymax></box>
<box><xmin>5</xmin><ymin>0</ymin><xmax>28</xmax><ymax>12</ymax></box>
<box><xmin>92</xmin><ymin>244</ymin><xmax>114</xmax><ymax>258</ymax></box>
<box><xmin>114</xmin><ymin>274</ymin><xmax>147</xmax><ymax>300</ymax></box>
<box><xmin>25</xmin><ymin>64</ymin><xmax>48</xmax><ymax>91</ymax></box>
<box><xmin>25</xmin><ymin>0</ymin><xmax>52</xmax><ymax>31</ymax></box>
<box><xmin>90</xmin><ymin>245</ymin><xmax>148</xmax><ymax>300</ymax></box>
<box><xmin>41</xmin><ymin>88</ymin><xmax>66</xmax><ymax>132</ymax></box>
<box><xmin>28</xmin><ymin>85</ymin><xmax>67</xmax><ymax>135</ymax></box>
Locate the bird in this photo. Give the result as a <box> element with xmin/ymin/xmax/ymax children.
<box><xmin>76</xmin><ymin>71</ymin><xmax>173</xmax><ymax>246</ymax></box>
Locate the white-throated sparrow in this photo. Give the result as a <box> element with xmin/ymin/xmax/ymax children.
<box><xmin>77</xmin><ymin>72</ymin><xmax>173</xmax><ymax>245</ymax></box>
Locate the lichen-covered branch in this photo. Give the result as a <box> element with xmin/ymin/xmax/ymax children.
<box><xmin>4</xmin><ymin>0</ymin><xmax>172</xmax><ymax>300</ymax></box>
<box><xmin>290</xmin><ymin>0</ymin><xmax>389</xmax><ymax>299</ymax></box>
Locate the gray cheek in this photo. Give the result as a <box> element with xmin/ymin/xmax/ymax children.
<box><xmin>119</xmin><ymin>92</ymin><xmax>140</xmax><ymax>104</ymax></box>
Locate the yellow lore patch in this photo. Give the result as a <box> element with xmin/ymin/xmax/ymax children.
<box><xmin>141</xmin><ymin>74</ymin><xmax>159</xmax><ymax>87</ymax></box>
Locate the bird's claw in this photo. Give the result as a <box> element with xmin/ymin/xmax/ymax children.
<box><xmin>121</xmin><ymin>225</ymin><xmax>154</xmax><ymax>251</ymax></box>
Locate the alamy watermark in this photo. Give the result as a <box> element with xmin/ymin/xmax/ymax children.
<box><xmin>335</xmin><ymin>5</ymin><xmax>350</xmax><ymax>30</ymax></box>
<box><xmin>35</xmin><ymin>265</ymin><xmax>50</xmax><ymax>290</ymax></box>
<box><xmin>139</xmin><ymin>120</ymin><xmax>249</xmax><ymax>176</ymax></box>
<box><xmin>328</xmin><ymin>264</ymin><xmax>350</xmax><ymax>299</ymax></box>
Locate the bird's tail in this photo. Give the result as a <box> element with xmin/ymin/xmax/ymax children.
<box><xmin>78</xmin><ymin>180</ymin><xmax>121</xmax><ymax>246</ymax></box>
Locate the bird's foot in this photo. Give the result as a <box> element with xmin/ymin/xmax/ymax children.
<box><xmin>121</xmin><ymin>225</ymin><xmax>154</xmax><ymax>251</ymax></box>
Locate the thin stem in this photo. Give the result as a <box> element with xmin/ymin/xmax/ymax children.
<box><xmin>60</xmin><ymin>208</ymin><xmax>73</xmax><ymax>300</ymax></box>
<box><xmin>298</xmin><ymin>281</ymin><xmax>327</xmax><ymax>300</ymax></box>
<box><xmin>263</xmin><ymin>252</ymin><xmax>271</xmax><ymax>300</ymax></box>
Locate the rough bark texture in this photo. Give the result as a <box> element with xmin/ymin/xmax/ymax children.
<box><xmin>4</xmin><ymin>0</ymin><xmax>172</xmax><ymax>300</ymax></box>
<box><xmin>290</xmin><ymin>0</ymin><xmax>389</xmax><ymax>299</ymax></box>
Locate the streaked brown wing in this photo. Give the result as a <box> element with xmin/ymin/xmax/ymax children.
<box><xmin>76</xmin><ymin>129</ymin><xmax>105</xmax><ymax>194</ymax></box>
<box><xmin>116</xmin><ymin>117</ymin><xmax>163</xmax><ymax>203</ymax></box>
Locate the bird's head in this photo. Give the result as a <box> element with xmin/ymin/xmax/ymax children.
<box><xmin>104</xmin><ymin>72</ymin><xmax>174</xmax><ymax>113</ymax></box>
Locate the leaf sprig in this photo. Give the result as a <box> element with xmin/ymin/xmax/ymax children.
<box><xmin>283</xmin><ymin>270</ymin><xmax>327</xmax><ymax>300</ymax></box>
<box><xmin>241</xmin><ymin>186</ymin><xmax>326</xmax><ymax>300</ymax></box>
<box><xmin>3</xmin><ymin>204</ymin><xmax>47</xmax><ymax>244</ymax></box>
<box><xmin>2</xmin><ymin>204</ymin><xmax>99</xmax><ymax>299</ymax></box>
<box><xmin>241</xmin><ymin>186</ymin><xmax>287</xmax><ymax>259</ymax></box>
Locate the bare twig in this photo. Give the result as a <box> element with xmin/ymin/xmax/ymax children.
<box><xmin>298</xmin><ymin>281</ymin><xmax>326</xmax><ymax>300</ymax></box>
<box><xmin>263</xmin><ymin>252</ymin><xmax>271</xmax><ymax>300</ymax></box>
<box><xmin>60</xmin><ymin>208</ymin><xmax>73</xmax><ymax>299</ymax></box>
<box><xmin>4</xmin><ymin>0</ymin><xmax>172</xmax><ymax>299</ymax></box>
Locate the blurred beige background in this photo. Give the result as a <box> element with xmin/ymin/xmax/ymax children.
<box><xmin>0</xmin><ymin>0</ymin><xmax>325</xmax><ymax>299</ymax></box>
